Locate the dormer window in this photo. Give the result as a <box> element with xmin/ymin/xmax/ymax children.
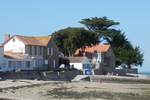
<box><xmin>13</xmin><ymin>38</ymin><xmax>15</xmax><ymax>42</ymax></box>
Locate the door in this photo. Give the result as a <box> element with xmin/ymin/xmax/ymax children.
<box><xmin>83</xmin><ymin>64</ymin><xmax>92</xmax><ymax>75</ymax></box>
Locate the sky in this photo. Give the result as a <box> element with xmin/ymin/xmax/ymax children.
<box><xmin>0</xmin><ymin>0</ymin><xmax>149</xmax><ymax>72</ymax></box>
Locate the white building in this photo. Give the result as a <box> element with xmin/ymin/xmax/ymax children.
<box><xmin>67</xmin><ymin>57</ymin><xmax>93</xmax><ymax>75</ymax></box>
<box><xmin>0</xmin><ymin>34</ymin><xmax>59</xmax><ymax>72</ymax></box>
<box><xmin>75</xmin><ymin>44</ymin><xmax>116</xmax><ymax>75</ymax></box>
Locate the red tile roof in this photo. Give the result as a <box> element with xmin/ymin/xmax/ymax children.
<box><xmin>16</xmin><ymin>35</ymin><xmax>51</xmax><ymax>46</ymax></box>
<box><xmin>3</xmin><ymin>35</ymin><xmax>52</xmax><ymax>47</ymax></box>
<box><xmin>75</xmin><ymin>44</ymin><xmax>110</xmax><ymax>55</ymax></box>
<box><xmin>67</xmin><ymin>57</ymin><xmax>87</xmax><ymax>63</ymax></box>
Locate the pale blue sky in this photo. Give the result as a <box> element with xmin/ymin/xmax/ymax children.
<box><xmin>0</xmin><ymin>0</ymin><xmax>149</xmax><ymax>72</ymax></box>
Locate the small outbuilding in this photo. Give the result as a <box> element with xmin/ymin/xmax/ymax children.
<box><xmin>67</xmin><ymin>57</ymin><xmax>93</xmax><ymax>75</ymax></box>
<box><xmin>75</xmin><ymin>44</ymin><xmax>116</xmax><ymax>75</ymax></box>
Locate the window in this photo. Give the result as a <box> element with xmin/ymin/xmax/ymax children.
<box><xmin>26</xmin><ymin>61</ymin><xmax>30</xmax><ymax>68</ymax></box>
<box><xmin>31</xmin><ymin>46</ymin><xmax>34</xmax><ymax>56</ymax></box>
<box><xmin>34</xmin><ymin>46</ymin><xmax>37</xmax><ymax>56</ymax></box>
<box><xmin>53</xmin><ymin>60</ymin><xmax>55</xmax><ymax>68</ymax></box>
<box><xmin>8</xmin><ymin>61</ymin><xmax>12</xmax><ymax>68</ymax></box>
<box><xmin>47</xmin><ymin>48</ymin><xmax>50</xmax><ymax>55</ymax></box>
<box><xmin>39</xmin><ymin>46</ymin><xmax>43</xmax><ymax>56</ymax></box>
<box><xmin>16</xmin><ymin>61</ymin><xmax>22</xmax><ymax>68</ymax></box>
<box><xmin>29</xmin><ymin>46</ymin><xmax>32</xmax><ymax>55</ymax></box>
<box><xmin>45</xmin><ymin>60</ymin><xmax>48</xmax><ymax>64</ymax></box>
<box><xmin>51</xmin><ymin>48</ymin><xmax>53</xmax><ymax>56</ymax></box>
<box><xmin>97</xmin><ymin>53</ymin><xmax>101</xmax><ymax>62</ymax></box>
<box><xmin>37</xmin><ymin>59</ymin><xmax>43</xmax><ymax>67</ymax></box>
<box><xmin>41</xmin><ymin>47</ymin><xmax>43</xmax><ymax>55</ymax></box>
<box><xmin>39</xmin><ymin>46</ymin><xmax>42</xmax><ymax>55</ymax></box>
<box><xmin>37</xmin><ymin>46</ymin><xmax>40</xmax><ymax>56</ymax></box>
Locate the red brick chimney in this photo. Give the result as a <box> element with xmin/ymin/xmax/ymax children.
<box><xmin>4</xmin><ymin>34</ymin><xmax>10</xmax><ymax>42</ymax></box>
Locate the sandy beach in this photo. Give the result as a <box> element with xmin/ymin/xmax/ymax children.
<box><xmin>0</xmin><ymin>78</ymin><xmax>150</xmax><ymax>100</ymax></box>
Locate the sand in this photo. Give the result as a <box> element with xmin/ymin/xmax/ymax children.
<box><xmin>0</xmin><ymin>79</ymin><xmax>150</xmax><ymax>100</ymax></box>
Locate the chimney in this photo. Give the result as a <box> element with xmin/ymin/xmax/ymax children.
<box><xmin>4</xmin><ymin>34</ymin><xmax>10</xmax><ymax>42</ymax></box>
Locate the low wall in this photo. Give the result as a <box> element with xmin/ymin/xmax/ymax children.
<box><xmin>114</xmin><ymin>68</ymin><xmax>138</xmax><ymax>76</ymax></box>
<box><xmin>89</xmin><ymin>75</ymin><xmax>150</xmax><ymax>84</ymax></box>
<box><xmin>126</xmin><ymin>68</ymin><xmax>138</xmax><ymax>74</ymax></box>
<box><xmin>0</xmin><ymin>70</ymin><xmax>82</xmax><ymax>81</ymax></box>
<box><xmin>0</xmin><ymin>71</ymin><xmax>40</xmax><ymax>80</ymax></box>
<box><xmin>43</xmin><ymin>70</ymin><xmax>83</xmax><ymax>81</ymax></box>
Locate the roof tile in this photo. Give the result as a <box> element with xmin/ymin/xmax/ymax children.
<box><xmin>75</xmin><ymin>44</ymin><xmax>110</xmax><ymax>55</ymax></box>
<box><xmin>16</xmin><ymin>35</ymin><xmax>51</xmax><ymax>46</ymax></box>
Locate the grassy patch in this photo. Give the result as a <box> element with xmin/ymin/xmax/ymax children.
<box><xmin>112</xmin><ymin>92</ymin><xmax>150</xmax><ymax>100</ymax></box>
<box><xmin>46</xmin><ymin>87</ymin><xmax>150</xmax><ymax>100</ymax></box>
<box><xmin>143</xmin><ymin>91</ymin><xmax>150</xmax><ymax>96</ymax></box>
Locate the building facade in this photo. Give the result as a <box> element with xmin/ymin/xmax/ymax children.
<box><xmin>1</xmin><ymin>35</ymin><xmax>59</xmax><ymax>72</ymax></box>
<box><xmin>67</xmin><ymin>57</ymin><xmax>93</xmax><ymax>75</ymax></box>
<box><xmin>75</xmin><ymin>44</ymin><xmax>116</xmax><ymax>75</ymax></box>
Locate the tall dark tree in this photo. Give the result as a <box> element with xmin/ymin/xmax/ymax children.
<box><xmin>80</xmin><ymin>17</ymin><xmax>144</xmax><ymax>68</ymax></box>
<box><xmin>52</xmin><ymin>27</ymin><xmax>99</xmax><ymax>56</ymax></box>
<box><xmin>109</xmin><ymin>30</ymin><xmax>144</xmax><ymax>68</ymax></box>
<box><xmin>80</xmin><ymin>16</ymin><xmax>120</xmax><ymax>42</ymax></box>
<box><xmin>116</xmin><ymin>46</ymin><xmax>144</xmax><ymax>68</ymax></box>
<box><xmin>108</xmin><ymin>29</ymin><xmax>132</xmax><ymax>48</ymax></box>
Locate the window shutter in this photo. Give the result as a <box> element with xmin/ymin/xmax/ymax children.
<box><xmin>47</xmin><ymin>48</ymin><xmax>50</xmax><ymax>55</ymax></box>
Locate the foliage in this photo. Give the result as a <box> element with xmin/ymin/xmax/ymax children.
<box><xmin>52</xmin><ymin>27</ymin><xmax>99</xmax><ymax>56</ymax></box>
<box><xmin>115</xmin><ymin>47</ymin><xmax>144</xmax><ymax>68</ymax></box>
<box><xmin>59</xmin><ymin>57</ymin><xmax>70</xmax><ymax>66</ymax></box>
<box><xmin>52</xmin><ymin>17</ymin><xmax>143</xmax><ymax>68</ymax></box>
<box><xmin>108</xmin><ymin>29</ymin><xmax>132</xmax><ymax>49</ymax></box>
<box><xmin>80</xmin><ymin>16</ymin><xmax>120</xmax><ymax>41</ymax></box>
<box><xmin>80</xmin><ymin>17</ymin><xmax>144</xmax><ymax>68</ymax></box>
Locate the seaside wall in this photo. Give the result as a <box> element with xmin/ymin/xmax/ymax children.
<box><xmin>0</xmin><ymin>70</ymin><xmax>82</xmax><ymax>81</ymax></box>
<box><xmin>43</xmin><ymin>70</ymin><xmax>83</xmax><ymax>81</ymax></box>
<box><xmin>114</xmin><ymin>68</ymin><xmax>138</xmax><ymax>76</ymax></box>
<box><xmin>89</xmin><ymin>75</ymin><xmax>150</xmax><ymax>83</ymax></box>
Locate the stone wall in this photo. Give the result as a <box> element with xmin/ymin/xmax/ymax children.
<box><xmin>114</xmin><ymin>68</ymin><xmax>138</xmax><ymax>76</ymax></box>
<box><xmin>89</xmin><ymin>75</ymin><xmax>150</xmax><ymax>84</ymax></box>
<box><xmin>43</xmin><ymin>70</ymin><xmax>82</xmax><ymax>81</ymax></box>
<box><xmin>0</xmin><ymin>70</ymin><xmax>82</xmax><ymax>81</ymax></box>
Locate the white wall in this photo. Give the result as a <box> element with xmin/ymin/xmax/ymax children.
<box><xmin>4</xmin><ymin>37</ymin><xmax>25</xmax><ymax>53</ymax></box>
<box><xmin>0</xmin><ymin>47</ymin><xmax>6</xmax><ymax>68</ymax></box>
<box><xmin>70</xmin><ymin>63</ymin><xmax>83</xmax><ymax>70</ymax></box>
<box><xmin>70</xmin><ymin>58</ymin><xmax>92</xmax><ymax>70</ymax></box>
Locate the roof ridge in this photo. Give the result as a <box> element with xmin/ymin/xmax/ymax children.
<box><xmin>3</xmin><ymin>35</ymin><xmax>52</xmax><ymax>46</ymax></box>
<box><xmin>15</xmin><ymin>35</ymin><xmax>51</xmax><ymax>46</ymax></box>
<box><xmin>15</xmin><ymin>35</ymin><xmax>50</xmax><ymax>38</ymax></box>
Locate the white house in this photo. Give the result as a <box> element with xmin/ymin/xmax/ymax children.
<box><xmin>0</xmin><ymin>34</ymin><xmax>60</xmax><ymax>72</ymax></box>
<box><xmin>75</xmin><ymin>44</ymin><xmax>116</xmax><ymax>75</ymax></box>
<box><xmin>0</xmin><ymin>46</ymin><xmax>5</xmax><ymax>67</ymax></box>
<box><xmin>67</xmin><ymin>57</ymin><xmax>93</xmax><ymax>75</ymax></box>
<box><xmin>0</xmin><ymin>46</ymin><xmax>9</xmax><ymax>72</ymax></box>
